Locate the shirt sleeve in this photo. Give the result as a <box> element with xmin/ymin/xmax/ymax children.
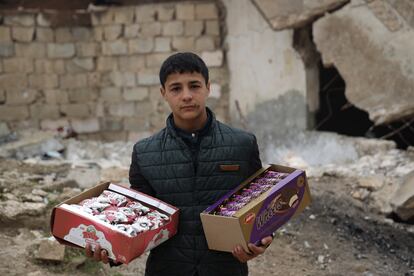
<box><xmin>129</xmin><ymin>145</ymin><xmax>156</xmax><ymax>196</ymax></box>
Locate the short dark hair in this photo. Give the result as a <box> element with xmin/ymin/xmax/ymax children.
<box><xmin>159</xmin><ymin>52</ymin><xmax>209</xmax><ymax>87</ymax></box>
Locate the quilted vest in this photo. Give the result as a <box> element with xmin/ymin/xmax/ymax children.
<box><xmin>133</xmin><ymin>110</ymin><xmax>261</xmax><ymax>276</ymax></box>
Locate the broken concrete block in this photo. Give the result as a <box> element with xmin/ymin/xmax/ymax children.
<box><xmin>390</xmin><ymin>171</ymin><xmax>414</xmax><ymax>221</ymax></box>
<box><xmin>36</xmin><ymin>238</ymin><xmax>65</xmax><ymax>261</ymax></box>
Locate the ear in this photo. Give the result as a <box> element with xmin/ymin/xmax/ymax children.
<box><xmin>206</xmin><ymin>81</ymin><xmax>211</xmax><ymax>97</ymax></box>
<box><xmin>160</xmin><ymin>86</ymin><xmax>166</xmax><ymax>99</ymax></box>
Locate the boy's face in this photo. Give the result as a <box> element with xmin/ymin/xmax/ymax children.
<box><xmin>161</xmin><ymin>72</ymin><xmax>210</xmax><ymax>127</ymax></box>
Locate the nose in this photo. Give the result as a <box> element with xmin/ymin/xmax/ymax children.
<box><xmin>182</xmin><ymin>87</ymin><xmax>192</xmax><ymax>101</ymax></box>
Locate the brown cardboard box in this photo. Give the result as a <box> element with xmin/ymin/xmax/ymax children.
<box><xmin>200</xmin><ymin>164</ymin><xmax>311</xmax><ymax>252</ymax></box>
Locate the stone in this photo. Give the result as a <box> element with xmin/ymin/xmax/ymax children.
<box><xmin>205</xmin><ymin>20</ymin><xmax>220</xmax><ymax>35</ymax></box>
<box><xmin>29</xmin><ymin>74</ymin><xmax>59</xmax><ymax>89</ymax></box>
<box><xmin>4</xmin><ymin>14</ymin><xmax>35</xmax><ymax>26</ymax></box>
<box><xmin>47</xmin><ymin>43</ymin><xmax>75</xmax><ymax>58</ymax></box>
<box><xmin>40</xmin><ymin>118</ymin><xmax>70</xmax><ymax>131</ymax></box>
<box><xmin>195</xmin><ymin>3</ymin><xmax>219</xmax><ymax>19</ymax></box>
<box><xmin>172</xmin><ymin>37</ymin><xmax>195</xmax><ymax>51</ymax></box>
<box><xmin>176</xmin><ymin>3</ymin><xmax>195</xmax><ymax>20</ymax></box>
<box><xmin>0</xmin><ymin>26</ymin><xmax>11</xmax><ymax>41</ymax></box>
<box><xmin>76</xmin><ymin>42</ymin><xmax>99</xmax><ymax>57</ymax></box>
<box><xmin>118</xmin><ymin>56</ymin><xmax>146</xmax><ymax>72</ymax></box>
<box><xmin>3</xmin><ymin>58</ymin><xmax>34</xmax><ymax>73</ymax></box>
<box><xmin>252</xmin><ymin>0</ymin><xmax>348</xmax><ymax>30</ymax></box>
<box><xmin>60</xmin><ymin>104</ymin><xmax>90</xmax><ymax>117</ymax></box>
<box><xmin>102</xmin><ymin>40</ymin><xmax>128</xmax><ymax>55</ymax></box>
<box><xmin>0</xmin><ymin>90</ymin><xmax>5</xmax><ymax>103</ymax></box>
<box><xmin>36</xmin><ymin>28</ymin><xmax>54</xmax><ymax>42</ymax></box>
<box><xmin>195</xmin><ymin>36</ymin><xmax>216</xmax><ymax>51</ymax></box>
<box><xmin>67</xmin><ymin>88</ymin><xmax>98</xmax><ymax>103</ymax></box>
<box><xmin>137</xmin><ymin>69</ymin><xmax>159</xmax><ymax>85</ymax></box>
<box><xmin>314</xmin><ymin>4</ymin><xmax>414</xmax><ymax>124</ymax></box>
<box><xmin>44</xmin><ymin>90</ymin><xmax>69</xmax><ymax>104</ymax></box>
<box><xmin>35</xmin><ymin>60</ymin><xmax>65</xmax><ymax>74</ymax></box>
<box><xmin>12</xmin><ymin>26</ymin><xmax>34</xmax><ymax>42</ymax></box>
<box><xmin>157</xmin><ymin>4</ymin><xmax>175</xmax><ymax>21</ymax></box>
<box><xmin>6</xmin><ymin>89</ymin><xmax>37</xmax><ymax>105</ymax></box>
<box><xmin>88</xmin><ymin>72</ymin><xmax>102</xmax><ymax>88</ymax></box>
<box><xmin>0</xmin><ymin>42</ymin><xmax>14</xmax><ymax>57</ymax></box>
<box><xmin>66</xmin><ymin>58</ymin><xmax>95</xmax><ymax>72</ymax></box>
<box><xmin>154</xmin><ymin>37</ymin><xmax>171</xmax><ymax>52</ymax></box>
<box><xmin>358</xmin><ymin>176</ymin><xmax>384</xmax><ymax>191</ymax></box>
<box><xmin>97</xmin><ymin>57</ymin><xmax>118</xmax><ymax>71</ymax></box>
<box><xmin>123</xmin><ymin>117</ymin><xmax>149</xmax><ymax>131</ymax></box>
<box><xmin>184</xmin><ymin>20</ymin><xmax>204</xmax><ymax>36</ymax></box>
<box><xmin>0</xmin><ymin>74</ymin><xmax>27</xmax><ymax>89</ymax></box>
<box><xmin>390</xmin><ymin>171</ymin><xmax>414</xmax><ymax>221</ymax></box>
<box><xmin>93</xmin><ymin>10</ymin><xmax>115</xmax><ymax>25</ymax></box>
<box><xmin>71</xmin><ymin>118</ymin><xmax>100</xmax><ymax>134</ymax></box>
<box><xmin>92</xmin><ymin>27</ymin><xmax>104</xmax><ymax>41</ymax></box>
<box><xmin>162</xmin><ymin>21</ymin><xmax>184</xmax><ymax>36</ymax></box>
<box><xmin>201</xmin><ymin>50</ymin><xmax>223</xmax><ymax>67</ymax></box>
<box><xmin>109</xmin><ymin>71</ymin><xmax>136</xmax><ymax>87</ymax></box>
<box><xmin>146</xmin><ymin>53</ymin><xmax>170</xmax><ymax>68</ymax></box>
<box><xmin>36</xmin><ymin>238</ymin><xmax>66</xmax><ymax>262</ymax></box>
<box><xmin>209</xmin><ymin>83</ymin><xmax>221</xmax><ymax>99</ymax></box>
<box><xmin>60</xmin><ymin>74</ymin><xmax>88</xmax><ymax>89</ymax></box>
<box><xmin>99</xmin><ymin>117</ymin><xmax>123</xmax><ymax>131</ymax></box>
<box><xmin>100</xmin><ymin>87</ymin><xmax>122</xmax><ymax>102</ymax></box>
<box><xmin>0</xmin><ymin>122</ymin><xmax>10</xmax><ymax>138</ymax></box>
<box><xmin>15</xmin><ymin>43</ymin><xmax>46</xmax><ymax>58</ymax></box>
<box><xmin>72</xmin><ymin>27</ymin><xmax>92</xmax><ymax>41</ymax></box>
<box><xmin>0</xmin><ymin>106</ymin><xmax>28</xmax><ymax>121</ymax></box>
<box><xmin>367</xmin><ymin>0</ymin><xmax>402</xmax><ymax>32</ymax></box>
<box><xmin>135</xmin><ymin>5</ymin><xmax>157</xmax><ymax>22</ymax></box>
<box><xmin>104</xmin><ymin>25</ymin><xmax>123</xmax><ymax>40</ymax></box>
<box><xmin>114</xmin><ymin>8</ymin><xmax>135</xmax><ymax>24</ymax></box>
<box><xmin>0</xmin><ymin>200</ymin><xmax>46</xmax><ymax>220</ymax></box>
<box><xmin>128</xmin><ymin>38</ymin><xmax>154</xmax><ymax>54</ymax></box>
<box><xmin>140</xmin><ymin>22</ymin><xmax>162</xmax><ymax>37</ymax></box>
<box><xmin>123</xmin><ymin>87</ymin><xmax>149</xmax><ymax>101</ymax></box>
<box><xmin>109</xmin><ymin>102</ymin><xmax>136</xmax><ymax>116</ymax></box>
<box><xmin>124</xmin><ymin>24</ymin><xmax>140</xmax><ymax>38</ymax></box>
<box><xmin>30</xmin><ymin>104</ymin><xmax>60</xmax><ymax>119</ymax></box>
<box><xmin>55</xmin><ymin>28</ymin><xmax>73</xmax><ymax>43</ymax></box>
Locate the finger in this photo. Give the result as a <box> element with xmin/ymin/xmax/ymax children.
<box><xmin>93</xmin><ymin>244</ymin><xmax>101</xmax><ymax>261</ymax></box>
<box><xmin>248</xmin><ymin>243</ymin><xmax>266</xmax><ymax>255</ymax></box>
<box><xmin>85</xmin><ymin>244</ymin><xmax>93</xmax><ymax>258</ymax></box>
<box><xmin>261</xmin><ymin>236</ymin><xmax>273</xmax><ymax>247</ymax></box>
<box><xmin>101</xmin><ymin>249</ymin><xmax>109</xmax><ymax>264</ymax></box>
<box><xmin>235</xmin><ymin>245</ymin><xmax>254</xmax><ymax>262</ymax></box>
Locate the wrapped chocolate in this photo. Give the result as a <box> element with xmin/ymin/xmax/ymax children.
<box><xmin>132</xmin><ymin>216</ymin><xmax>153</xmax><ymax>232</ymax></box>
<box><xmin>99</xmin><ymin>190</ymin><xmax>128</xmax><ymax>206</ymax></box>
<box><xmin>80</xmin><ymin>198</ymin><xmax>110</xmax><ymax>214</ymax></box>
<box><xmin>127</xmin><ymin>201</ymin><xmax>151</xmax><ymax>215</ymax></box>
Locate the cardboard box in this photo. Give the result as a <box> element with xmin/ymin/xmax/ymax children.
<box><xmin>51</xmin><ymin>182</ymin><xmax>179</xmax><ymax>264</ymax></box>
<box><xmin>200</xmin><ymin>164</ymin><xmax>311</xmax><ymax>253</ymax></box>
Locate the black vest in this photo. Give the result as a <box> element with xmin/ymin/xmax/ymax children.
<box><xmin>132</xmin><ymin>110</ymin><xmax>261</xmax><ymax>276</ymax></box>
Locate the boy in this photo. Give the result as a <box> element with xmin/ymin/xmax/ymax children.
<box><xmin>86</xmin><ymin>52</ymin><xmax>273</xmax><ymax>275</ymax></box>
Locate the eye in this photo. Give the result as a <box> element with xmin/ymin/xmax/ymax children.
<box><xmin>190</xmin><ymin>84</ymin><xmax>201</xmax><ymax>89</ymax></box>
<box><xmin>170</xmin><ymin>87</ymin><xmax>180</xmax><ymax>93</ymax></box>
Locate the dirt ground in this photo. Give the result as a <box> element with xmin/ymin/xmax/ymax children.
<box><xmin>0</xmin><ymin>159</ymin><xmax>413</xmax><ymax>276</ymax></box>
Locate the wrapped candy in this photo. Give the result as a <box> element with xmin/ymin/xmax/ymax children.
<box><xmin>99</xmin><ymin>190</ymin><xmax>128</xmax><ymax>206</ymax></box>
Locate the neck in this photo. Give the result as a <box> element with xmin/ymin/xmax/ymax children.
<box><xmin>173</xmin><ymin>110</ymin><xmax>208</xmax><ymax>132</ymax></box>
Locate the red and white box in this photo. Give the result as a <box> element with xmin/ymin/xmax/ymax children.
<box><xmin>50</xmin><ymin>182</ymin><xmax>179</xmax><ymax>264</ymax></box>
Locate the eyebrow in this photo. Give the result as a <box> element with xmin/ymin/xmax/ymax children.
<box><xmin>168</xmin><ymin>80</ymin><xmax>202</xmax><ymax>88</ymax></box>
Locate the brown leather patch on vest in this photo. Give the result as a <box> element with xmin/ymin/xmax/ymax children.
<box><xmin>219</xmin><ymin>164</ymin><xmax>240</xmax><ymax>171</ymax></box>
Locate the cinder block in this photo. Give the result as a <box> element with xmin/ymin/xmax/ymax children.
<box><xmin>102</xmin><ymin>40</ymin><xmax>128</xmax><ymax>55</ymax></box>
<box><xmin>109</xmin><ymin>102</ymin><xmax>135</xmax><ymax>116</ymax></box>
<box><xmin>76</xmin><ymin>42</ymin><xmax>100</xmax><ymax>57</ymax></box>
<box><xmin>162</xmin><ymin>21</ymin><xmax>184</xmax><ymax>36</ymax></box>
<box><xmin>124</xmin><ymin>24</ymin><xmax>140</xmax><ymax>38</ymax></box>
<box><xmin>0</xmin><ymin>26</ymin><xmax>11</xmax><ymax>42</ymax></box>
<box><xmin>135</xmin><ymin>5</ymin><xmax>157</xmax><ymax>22</ymax></box>
<box><xmin>205</xmin><ymin>20</ymin><xmax>220</xmax><ymax>35</ymax></box>
<box><xmin>15</xmin><ymin>43</ymin><xmax>46</xmax><ymax>58</ymax></box>
<box><xmin>201</xmin><ymin>50</ymin><xmax>223</xmax><ymax>67</ymax></box>
<box><xmin>195</xmin><ymin>3</ymin><xmax>218</xmax><ymax>19</ymax></box>
<box><xmin>140</xmin><ymin>22</ymin><xmax>162</xmax><ymax>37</ymax></box>
<box><xmin>154</xmin><ymin>37</ymin><xmax>171</xmax><ymax>52</ymax></box>
<box><xmin>66</xmin><ymin>58</ymin><xmax>95</xmax><ymax>73</ymax></box>
<box><xmin>72</xmin><ymin>27</ymin><xmax>92</xmax><ymax>41</ymax></box>
<box><xmin>146</xmin><ymin>53</ymin><xmax>170</xmax><ymax>68</ymax></box>
<box><xmin>123</xmin><ymin>87</ymin><xmax>149</xmax><ymax>101</ymax></box>
<box><xmin>104</xmin><ymin>25</ymin><xmax>123</xmax><ymax>41</ymax></box>
<box><xmin>118</xmin><ymin>56</ymin><xmax>145</xmax><ymax>72</ymax></box>
<box><xmin>195</xmin><ymin>36</ymin><xmax>216</xmax><ymax>51</ymax></box>
<box><xmin>4</xmin><ymin>14</ymin><xmax>35</xmax><ymax>26</ymax></box>
<box><xmin>12</xmin><ymin>26</ymin><xmax>34</xmax><ymax>42</ymax></box>
<box><xmin>71</xmin><ymin>118</ymin><xmax>100</xmax><ymax>133</ymax></box>
<box><xmin>137</xmin><ymin>69</ymin><xmax>159</xmax><ymax>85</ymax></box>
<box><xmin>100</xmin><ymin>87</ymin><xmax>122</xmax><ymax>102</ymax></box>
<box><xmin>0</xmin><ymin>74</ymin><xmax>27</xmax><ymax>89</ymax></box>
<box><xmin>36</xmin><ymin>28</ymin><xmax>54</xmax><ymax>42</ymax></box>
<box><xmin>157</xmin><ymin>4</ymin><xmax>175</xmax><ymax>21</ymax></box>
<box><xmin>114</xmin><ymin>8</ymin><xmax>135</xmax><ymax>24</ymax></box>
<box><xmin>35</xmin><ymin>59</ymin><xmax>65</xmax><ymax>74</ymax></box>
<box><xmin>6</xmin><ymin>89</ymin><xmax>37</xmax><ymax>105</ymax></box>
<box><xmin>3</xmin><ymin>58</ymin><xmax>34</xmax><ymax>73</ymax></box>
<box><xmin>97</xmin><ymin>57</ymin><xmax>118</xmax><ymax>71</ymax></box>
<box><xmin>176</xmin><ymin>3</ymin><xmax>195</xmax><ymax>20</ymax></box>
<box><xmin>60</xmin><ymin>74</ymin><xmax>88</xmax><ymax>89</ymax></box>
<box><xmin>109</xmin><ymin>71</ymin><xmax>136</xmax><ymax>87</ymax></box>
<box><xmin>60</xmin><ymin>103</ymin><xmax>90</xmax><ymax>117</ymax></box>
<box><xmin>184</xmin><ymin>20</ymin><xmax>204</xmax><ymax>36</ymax></box>
<box><xmin>30</xmin><ymin>104</ymin><xmax>60</xmax><ymax>119</ymax></box>
<box><xmin>47</xmin><ymin>43</ymin><xmax>75</xmax><ymax>58</ymax></box>
<box><xmin>55</xmin><ymin>28</ymin><xmax>73</xmax><ymax>43</ymax></box>
<box><xmin>67</xmin><ymin>88</ymin><xmax>98</xmax><ymax>103</ymax></box>
<box><xmin>128</xmin><ymin>38</ymin><xmax>154</xmax><ymax>54</ymax></box>
<box><xmin>29</xmin><ymin>74</ymin><xmax>59</xmax><ymax>89</ymax></box>
<box><xmin>44</xmin><ymin>89</ymin><xmax>69</xmax><ymax>104</ymax></box>
<box><xmin>0</xmin><ymin>105</ymin><xmax>29</xmax><ymax>121</ymax></box>
<box><xmin>0</xmin><ymin>42</ymin><xmax>14</xmax><ymax>57</ymax></box>
<box><xmin>172</xmin><ymin>37</ymin><xmax>195</xmax><ymax>51</ymax></box>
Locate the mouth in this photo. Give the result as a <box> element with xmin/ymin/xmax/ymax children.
<box><xmin>181</xmin><ymin>105</ymin><xmax>197</xmax><ymax>110</ymax></box>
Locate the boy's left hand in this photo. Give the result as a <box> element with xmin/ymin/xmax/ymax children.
<box><xmin>232</xmin><ymin>235</ymin><xmax>273</xmax><ymax>263</ymax></box>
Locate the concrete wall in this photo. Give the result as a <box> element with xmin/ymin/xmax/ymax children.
<box><xmin>0</xmin><ymin>1</ymin><xmax>228</xmax><ymax>141</ymax></box>
<box><xmin>223</xmin><ymin>0</ymin><xmax>307</xmax><ymax>132</ymax></box>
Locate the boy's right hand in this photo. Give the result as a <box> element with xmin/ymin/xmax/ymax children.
<box><xmin>85</xmin><ymin>243</ymin><xmax>109</xmax><ymax>264</ymax></box>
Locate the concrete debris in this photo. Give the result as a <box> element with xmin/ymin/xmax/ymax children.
<box><xmin>66</xmin><ymin>166</ymin><xmax>101</xmax><ymax>189</ymax></box>
<box><xmin>351</xmin><ymin>188</ymin><xmax>370</xmax><ymax>201</ymax></box>
<box><xmin>0</xmin><ymin>200</ymin><xmax>46</xmax><ymax>221</ymax></box>
<box><xmin>390</xmin><ymin>170</ymin><xmax>414</xmax><ymax>221</ymax></box>
<box><xmin>35</xmin><ymin>237</ymin><xmax>65</xmax><ymax>262</ymax></box>
<box><xmin>357</xmin><ymin>176</ymin><xmax>384</xmax><ymax>191</ymax></box>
